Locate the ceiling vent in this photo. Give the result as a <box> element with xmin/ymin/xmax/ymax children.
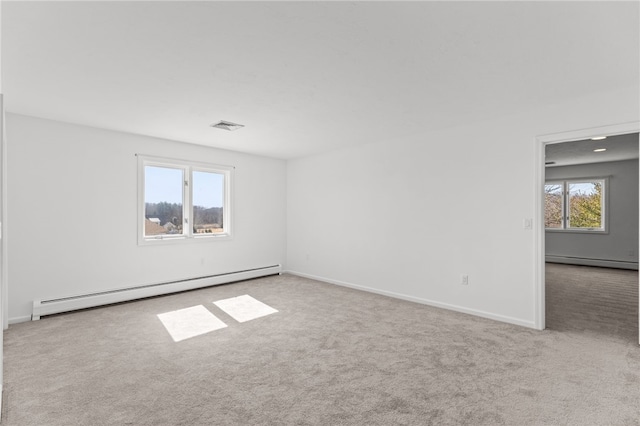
<box><xmin>211</xmin><ymin>120</ymin><xmax>245</xmax><ymax>131</ymax></box>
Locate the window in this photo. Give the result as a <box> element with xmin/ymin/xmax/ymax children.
<box><xmin>544</xmin><ymin>178</ymin><xmax>606</xmax><ymax>232</ymax></box>
<box><xmin>138</xmin><ymin>156</ymin><xmax>232</xmax><ymax>244</ymax></box>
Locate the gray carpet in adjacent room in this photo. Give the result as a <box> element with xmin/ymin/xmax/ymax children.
<box><xmin>3</xmin><ymin>271</ymin><xmax>639</xmax><ymax>425</ymax></box>
<box><xmin>545</xmin><ymin>262</ymin><xmax>639</xmax><ymax>342</ymax></box>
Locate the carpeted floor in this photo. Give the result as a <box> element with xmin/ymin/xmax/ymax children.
<box><xmin>546</xmin><ymin>263</ymin><xmax>638</xmax><ymax>342</ymax></box>
<box><xmin>3</xmin><ymin>271</ymin><xmax>639</xmax><ymax>425</ymax></box>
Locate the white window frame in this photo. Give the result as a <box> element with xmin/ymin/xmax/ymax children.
<box><xmin>137</xmin><ymin>155</ymin><xmax>233</xmax><ymax>245</ymax></box>
<box><xmin>545</xmin><ymin>177</ymin><xmax>608</xmax><ymax>233</ymax></box>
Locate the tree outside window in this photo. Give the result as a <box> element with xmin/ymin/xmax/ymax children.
<box><xmin>545</xmin><ymin>179</ymin><xmax>605</xmax><ymax>231</ymax></box>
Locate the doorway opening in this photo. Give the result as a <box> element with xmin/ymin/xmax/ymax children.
<box><xmin>535</xmin><ymin>123</ymin><xmax>640</xmax><ymax>344</ymax></box>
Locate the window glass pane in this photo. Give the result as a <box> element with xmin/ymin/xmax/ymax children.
<box><xmin>192</xmin><ymin>170</ymin><xmax>225</xmax><ymax>234</ymax></box>
<box><xmin>568</xmin><ymin>181</ymin><xmax>602</xmax><ymax>229</ymax></box>
<box><xmin>544</xmin><ymin>184</ymin><xmax>563</xmax><ymax>228</ymax></box>
<box><xmin>144</xmin><ymin>166</ymin><xmax>184</xmax><ymax>236</ymax></box>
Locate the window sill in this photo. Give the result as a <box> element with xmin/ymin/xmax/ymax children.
<box><xmin>545</xmin><ymin>228</ymin><xmax>608</xmax><ymax>235</ymax></box>
<box><xmin>138</xmin><ymin>233</ymin><xmax>233</xmax><ymax>246</ymax></box>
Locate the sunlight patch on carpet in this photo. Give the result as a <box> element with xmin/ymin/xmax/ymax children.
<box><xmin>157</xmin><ymin>305</ymin><xmax>227</xmax><ymax>342</ymax></box>
<box><xmin>213</xmin><ymin>295</ymin><xmax>278</xmax><ymax>323</ymax></box>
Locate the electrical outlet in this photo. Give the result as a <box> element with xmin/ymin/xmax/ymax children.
<box><xmin>461</xmin><ymin>275</ymin><xmax>469</xmax><ymax>285</ymax></box>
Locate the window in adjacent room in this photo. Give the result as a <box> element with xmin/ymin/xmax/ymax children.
<box><xmin>544</xmin><ymin>178</ymin><xmax>607</xmax><ymax>232</ymax></box>
<box><xmin>138</xmin><ymin>155</ymin><xmax>232</xmax><ymax>244</ymax></box>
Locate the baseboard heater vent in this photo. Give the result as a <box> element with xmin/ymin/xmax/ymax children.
<box><xmin>545</xmin><ymin>255</ymin><xmax>638</xmax><ymax>270</ymax></box>
<box><xmin>32</xmin><ymin>265</ymin><xmax>281</xmax><ymax>320</ymax></box>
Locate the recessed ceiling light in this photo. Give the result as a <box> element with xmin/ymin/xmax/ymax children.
<box><xmin>593</xmin><ymin>148</ymin><xmax>607</xmax><ymax>152</ymax></box>
<box><xmin>591</xmin><ymin>136</ymin><xmax>607</xmax><ymax>141</ymax></box>
<box><xmin>211</xmin><ymin>120</ymin><xmax>245</xmax><ymax>131</ymax></box>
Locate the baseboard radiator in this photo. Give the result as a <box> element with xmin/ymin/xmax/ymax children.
<box><xmin>545</xmin><ymin>255</ymin><xmax>638</xmax><ymax>270</ymax></box>
<box><xmin>32</xmin><ymin>265</ymin><xmax>281</xmax><ymax>320</ymax></box>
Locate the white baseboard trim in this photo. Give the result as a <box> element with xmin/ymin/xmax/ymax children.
<box><xmin>546</xmin><ymin>255</ymin><xmax>638</xmax><ymax>270</ymax></box>
<box><xmin>8</xmin><ymin>315</ymin><xmax>31</xmax><ymax>325</ymax></box>
<box><xmin>284</xmin><ymin>270</ymin><xmax>537</xmax><ymax>330</ymax></box>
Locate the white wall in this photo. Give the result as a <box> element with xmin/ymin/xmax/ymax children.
<box><xmin>1</xmin><ymin>2</ymin><xmax>5</xmax><ymax>410</ymax></box>
<box><xmin>0</xmin><ymin>96</ymin><xmax>4</xmax><ymax>411</ymax></box>
<box><xmin>6</xmin><ymin>114</ymin><xmax>287</xmax><ymax>322</ymax></box>
<box><xmin>286</xmin><ymin>86</ymin><xmax>640</xmax><ymax>328</ymax></box>
<box><xmin>545</xmin><ymin>159</ymin><xmax>639</xmax><ymax>267</ymax></box>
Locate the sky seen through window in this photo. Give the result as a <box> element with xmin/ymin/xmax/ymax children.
<box><xmin>145</xmin><ymin>166</ymin><xmax>224</xmax><ymax>208</ymax></box>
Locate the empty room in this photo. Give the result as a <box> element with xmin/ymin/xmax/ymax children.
<box><xmin>0</xmin><ymin>1</ymin><xmax>639</xmax><ymax>425</ymax></box>
<box><xmin>544</xmin><ymin>134</ymin><xmax>639</xmax><ymax>342</ymax></box>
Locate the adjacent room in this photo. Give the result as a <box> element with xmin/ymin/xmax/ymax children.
<box><xmin>0</xmin><ymin>1</ymin><xmax>638</xmax><ymax>425</ymax></box>
<box><xmin>544</xmin><ymin>134</ymin><xmax>639</xmax><ymax>341</ymax></box>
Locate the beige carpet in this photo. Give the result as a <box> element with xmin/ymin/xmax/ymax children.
<box><xmin>3</xmin><ymin>272</ymin><xmax>640</xmax><ymax>425</ymax></box>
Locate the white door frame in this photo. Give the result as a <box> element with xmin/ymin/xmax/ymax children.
<box><xmin>534</xmin><ymin>121</ymin><xmax>640</xmax><ymax>343</ymax></box>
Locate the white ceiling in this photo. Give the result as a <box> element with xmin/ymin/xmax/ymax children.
<box><xmin>545</xmin><ymin>133</ymin><xmax>639</xmax><ymax>168</ymax></box>
<box><xmin>3</xmin><ymin>1</ymin><xmax>639</xmax><ymax>159</ymax></box>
